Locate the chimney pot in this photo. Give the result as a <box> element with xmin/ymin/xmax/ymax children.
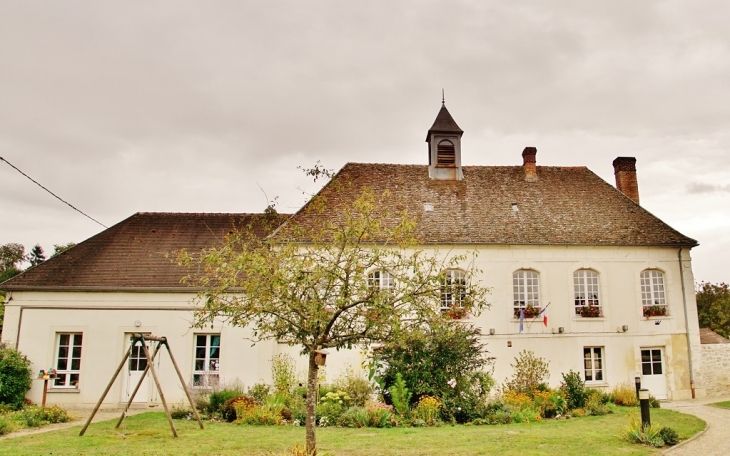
<box><xmin>522</xmin><ymin>147</ymin><xmax>537</xmax><ymax>182</ymax></box>
<box><xmin>613</xmin><ymin>157</ymin><xmax>640</xmax><ymax>204</ymax></box>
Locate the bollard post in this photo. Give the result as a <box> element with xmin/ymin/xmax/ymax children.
<box><xmin>635</xmin><ymin>376</ymin><xmax>641</xmax><ymax>401</ymax></box>
<box><xmin>639</xmin><ymin>389</ymin><xmax>651</xmax><ymax>429</ymax></box>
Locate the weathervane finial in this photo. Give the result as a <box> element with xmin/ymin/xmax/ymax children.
<box><xmin>442</xmin><ymin>89</ymin><xmax>445</xmax><ymax>105</ymax></box>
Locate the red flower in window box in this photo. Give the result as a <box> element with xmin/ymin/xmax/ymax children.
<box><xmin>514</xmin><ymin>305</ymin><xmax>541</xmax><ymax>319</ymax></box>
<box><xmin>643</xmin><ymin>305</ymin><xmax>667</xmax><ymax>318</ymax></box>
<box><xmin>579</xmin><ymin>304</ymin><xmax>602</xmax><ymax>318</ymax></box>
<box><xmin>445</xmin><ymin>307</ymin><xmax>467</xmax><ymax>320</ymax></box>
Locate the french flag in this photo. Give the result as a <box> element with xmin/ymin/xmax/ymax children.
<box><xmin>541</xmin><ymin>306</ymin><xmax>548</xmax><ymax>327</ymax></box>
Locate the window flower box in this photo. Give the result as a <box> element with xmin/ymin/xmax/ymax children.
<box><xmin>579</xmin><ymin>305</ymin><xmax>602</xmax><ymax>318</ymax></box>
<box><xmin>643</xmin><ymin>305</ymin><xmax>667</xmax><ymax>318</ymax></box>
<box><xmin>514</xmin><ymin>305</ymin><xmax>541</xmax><ymax>319</ymax></box>
<box><xmin>445</xmin><ymin>306</ymin><xmax>467</xmax><ymax>320</ymax></box>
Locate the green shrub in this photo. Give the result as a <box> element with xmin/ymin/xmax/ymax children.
<box><xmin>365</xmin><ymin>402</ymin><xmax>393</xmax><ymax>428</ymax></box>
<box><xmin>585</xmin><ymin>391</ymin><xmax>611</xmax><ymax>416</ymax></box>
<box><xmin>20</xmin><ymin>407</ymin><xmax>43</xmax><ymax>427</ymax></box>
<box><xmin>333</xmin><ymin>367</ymin><xmax>373</xmax><ymax>407</ymax></box>
<box><xmin>511</xmin><ymin>407</ymin><xmax>540</xmax><ymax>423</ymax></box>
<box><xmin>659</xmin><ymin>426</ymin><xmax>679</xmax><ymax>446</ymax></box>
<box><xmin>0</xmin><ymin>418</ymin><xmax>11</xmax><ymax>435</ymax></box>
<box><xmin>170</xmin><ymin>405</ymin><xmax>192</xmax><ymax>420</ymax></box>
<box><xmin>315</xmin><ymin>401</ymin><xmax>343</xmax><ymax>423</ymax></box>
<box><xmin>388</xmin><ymin>373</ymin><xmax>410</xmax><ymax>418</ymax></box>
<box><xmin>649</xmin><ymin>394</ymin><xmax>661</xmax><ymax>408</ymax></box>
<box><xmin>248</xmin><ymin>383</ymin><xmax>272</xmax><ymax>404</ymax></box>
<box><xmin>0</xmin><ymin>343</ymin><xmax>32</xmax><ymax>408</ymax></box>
<box><xmin>375</xmin><ymin>325</ymin><xmax>493</xmax><ymax>406</ymax></box>
<box><xmin>336</xmin><ymin>406</ymin><xmax>367</xmax><ymax>428</ymax></box>
<box><xmin>503</xmin><ymin>350</ymin><xmax>549</xmax><ymax>396</ymax></box>
<box><xmin>560</xmin><ymin>370</ymin><xmax>586</xmax><ymax>410</ymax></box>
<box><xmin>39</xmin><ymin>405</ymin><xmax>71</xmax><ymax>423</ymax></box>
<box><xmin>484</xmin><ymin>410</ymin><xmax>512</xmax><ymax>425</ymax></box>
<box><xmin>440</xmin><ymin>371</ymin><xmax>494</xmax><ymax>424</ymax></box>
<box><xmin>209</xmin><ymin>386</ymin><xmax>245</xmax><ymax>415</ymax></box>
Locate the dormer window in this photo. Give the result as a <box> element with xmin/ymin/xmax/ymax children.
<box><xmin>436</xmin><ymin>140</ymin><xmax>456</xmax><ymax>167</ymax></box>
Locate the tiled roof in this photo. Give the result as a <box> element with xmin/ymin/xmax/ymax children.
<box><xmin>284</xmin><ymin>163</ymin><xmax>697</xmax><ymax>246</ymax></box>
<box><xmin>700</xmin><ymin>328</ymin><xmax>730</xmax><ymax>344</ymax></box>
<box><xmin>1</xmin><ymin>212</ymin><xmax>287</xmax><ymax>291</ymax></box>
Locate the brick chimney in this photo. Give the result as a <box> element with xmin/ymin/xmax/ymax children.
<box><xmin>613</xmin><ymin>157</ymin><xmax>639</xmax><ymax>204</ymax></box>
<box><xmin>522</xmin><ymin>147</ymin><xmax>537</xmax><ymax>182</ymax></box>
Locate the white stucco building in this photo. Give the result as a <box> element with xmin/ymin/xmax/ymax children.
<box><xmin>1</xmin><ymin>103</ymin><xmax>704</xmax><ymax>407</ymax></box>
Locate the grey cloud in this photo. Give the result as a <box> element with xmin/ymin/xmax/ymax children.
<box><xmin>687</xmin><ymin>182</ymin><xmax>730</xmax><ymax>194</ymax></box>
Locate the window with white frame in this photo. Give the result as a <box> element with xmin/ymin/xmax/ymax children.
<box><xmin>640</xmin><ymin>269</ymin><xmax>668</xmax><ymax>316</ymax></box>
<box><xmin>574</xmin><ymin>270</ymin><xmax>601</xmax><ymax>317</ymax></box>
<box><xmin>513</xmin><ymin>270</ymin><xmax>540</xmax><ymax>314</ymax></box>
<box><xmin>368</xmin><ymin>270</ymin><xmax>394</xmax><ymax>291</ymax></box>
<box><xmin>193</xmin><ymin>334</ymin><xmax>221</xmax><ymax>388</ymax></box>
<box><xmin>440</xmin><ymin>269</ymin><xmax>466</xmax><ymax>310</ymax></box>
<box><xmin>583</xmin><ymin>347</ymin><xmax>604</xmax><ymax>382</ymax></box>
<box><xmin>54</xmin><ymin>333</ymin><xmax>82</xmax><ymax>388</ymax></box>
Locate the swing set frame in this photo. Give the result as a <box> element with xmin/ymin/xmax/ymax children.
<box><xmin>79</xmin><ymin>333</ymin><xmax>204</xmax><ymax>437</ymax></box>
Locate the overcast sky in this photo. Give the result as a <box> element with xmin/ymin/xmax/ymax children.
<box><xmin>1</xmin><ymin>1</ymin><xmax>728</xmax><ymax>283</ymax></box>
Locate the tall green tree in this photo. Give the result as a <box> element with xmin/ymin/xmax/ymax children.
<box><xmin>696</xmin><ymin>281</ymin><xmax>730</xmax><ymax>339</ymax></box>
<box><xmin>28</xmin><ymin>244</ymin><xmax>46</xmax><ymax>267</ymax></box>
<box><xmin>0</xmin><ymin>243</ymin><xmax>25</xmax><ymax>275</ymax></box>
<box><xmin>180</xmin><ymin>186</ymin><xmax>490</xmax><ymax>454</ymax></box>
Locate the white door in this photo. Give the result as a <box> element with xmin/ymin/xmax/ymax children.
<box><xmin>122</xmin><ymin>336</ymin><xmax>150</xmax><ymax>403</ymax></box>
<box><xmin>640</xmin><ymin>348</ymin><xmax>667</xmax><ymax>399</ymax></box>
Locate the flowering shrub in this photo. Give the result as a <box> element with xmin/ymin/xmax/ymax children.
<box><xmin>503</xmin><ymin>350</ymin><xmax>549</xmax><ymax>396</ymax></box>
<box><xmin>235</xmin><ymin>405</ymin><xmax>282</xmax><ymax>425</ymax></box>
<box><xmin>321</xmin><ymin>391</ymin><xmax>351</xmax><ymax>408</ymax></box>
<box><xmin>502</xmin><ymin>391</ymin><xmax>532</xmax><ymax>410</ymax></box>
<box><xmin>612</xmin><ymin>382</ymin><xmax>639</xmax><ymax>407</ymax></box>
<box><xmin>223</xmin><ymin>395</ymin><xmax>256</xmax><ymax>422</ymax></box>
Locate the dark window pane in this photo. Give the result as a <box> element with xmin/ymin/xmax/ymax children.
<box><xmin>209</xmin><ymin>347</ymin><xmax>220</xmax><ymax>358</ymax></box>
<box><xmin>211</xmin><ymin>336</ymin><xmax>220</xmax><ymax>347</ymax></box>
<box><xmin>596</xmin><ymin>370</ymin><xmax>603</xmax><ymax>381</ymax></box>
<box><xmin>641</xmin><ymin>351</ymin><xmax>651</xmax><ymax>363</ymax></box>
<box><xmin>72</xmin><ymin>347</ymin><xmax>82</xmax><ymax>358</ymax></box>
<box><xmin>642</xmin><ymin>364</ymin><xmax>652</xmax><ymax>375</ymax></box>
<box><xmin>57</xmin><ymin>358</ymin><xmax>67</xmax><ymax>370</ymax></box>
<box><xmin>196</xmin><ymin>347</ymin><xmax>206</xmax><ymax>358</ymax></box>
<box><xmin>585</xmin><ymin>371</ymin><xmax>593</xmax><ymax>381</ymax></box>
<box><xmin>58</xmin><ymin>347</ymin><xmax>69</xmax><ymax>359</ymax></box>
<box><xmin>70</xmin><ymin>374</ymin><xmax>79</xmax><ymax>386</ymax></box>
<box><xmin>584</xmin><ymin>348</ymin><xmax>591</xmax><ymax>357</ymax></box>
<box><xmin>653</xmin><ymin>362</ymin><xmax>662</xmax><ymax>375</ymax></box>
<box><xmin>59</xmin><ymin>334</ymin><xmax>69</xmax><ymax>345</ymax></box>
<box><xmin>196</xmin><ymin>335</ymin><xmax>206</xmax><ymax>346</ymax></box>
<box><xmin>595</xmin><ymin>358</ymin><xmax>602</xmax><ymax>370</ymax></box>
<box><xmin>139</xmin><ymin>359</ymin><xmax>147</xmax><ymax>370</ymax></box>
<box><xmin>71</xmin><ymin>359</ymin><xmax>80</xmax><ymax>370</ymax></box>
<box><xmin>54</xmin><ymin>374</ymin><xmax>67</xmax><ymax>386</ymax></box>
<box><xmin>652</xmin><ymin>350</ymin><xmax>661</xmax><ymax>361</ymax></box>
<box><xmin>195</xmin><ymin>360</ymin><xmax>205</xmax><ymax>371</ymax></box>
<box><xmin>73</xmin><ymin>334</ymin><xmax>83</xmax><ymax>345</ymax></box>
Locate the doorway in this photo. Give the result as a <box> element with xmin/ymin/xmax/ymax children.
<box><xmin>122</xmin><ymin>334</ymin><xmax>151</xmax><ymax>403</ymax></box>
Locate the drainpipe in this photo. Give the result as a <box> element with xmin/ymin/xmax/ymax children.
<box><xmin>678</xmin><ymin>248</ymin><xmax>696</xmax><ymax>399</ymax></box>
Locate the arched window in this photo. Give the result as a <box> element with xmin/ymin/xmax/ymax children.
<box><xmin>441</xmin><ymin>269</ymin><xmax>466</xmax><ymax>310</ymax></box>
<box><xmin>368</xmin><ymin>270</ymin><xmax>394</xmax><ymax>291</ymax></box>
<box><xmin>640</xmin><ymin>270</ymin><xmax>668</xmax><ymax>316</ymax></box>
<box><xmin>437</xmin><ymin>140</ymin><xmax>456</xmax><ymax>166</ymax></box>
<box><xmin>574</xmin><ymin>270</ymin><xmax>601</xmax><ymax>317</ymax></box>
<box><xmin>513</xmin><ymin>270</ymin><xmax>540</xmax><ymax>316</ymax></box>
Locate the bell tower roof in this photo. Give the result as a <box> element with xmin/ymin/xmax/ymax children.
<box><xmin>426</xmin><ymin>103</ymin><xmax>463</xmax><ymax>141</ymax></box>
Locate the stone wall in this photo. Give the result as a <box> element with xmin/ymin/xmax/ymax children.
<box><xmin>701</xmin><ymin>344</ymin><xmax>730</xmax><ymax>397</ymax></box>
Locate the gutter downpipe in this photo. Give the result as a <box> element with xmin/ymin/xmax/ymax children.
<box><xmin>678</xmin><ymin>247</ymin><xmax>696</xmax><ymax>399</ymax></box>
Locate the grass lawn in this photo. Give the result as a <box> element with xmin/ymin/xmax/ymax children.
<box><xmin>1</xmin><ymin>408</ymin><xmax>705</xmax><ymax>456</ymax></box>
<box><xmin>711</xmin><ymin>401</ymin><xmax>730</xmax><ymax>409</ymax></box>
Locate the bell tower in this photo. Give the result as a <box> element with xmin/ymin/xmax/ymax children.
<box><xmin>426</xmin><ymin>96</ymin><xmax>463</xmax><ymax>180</ymax></box>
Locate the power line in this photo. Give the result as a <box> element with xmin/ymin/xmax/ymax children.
<box><xmin>0</xmin><ymin>156</ymin><xmax>108</xmax><ymax>229</ymax></box>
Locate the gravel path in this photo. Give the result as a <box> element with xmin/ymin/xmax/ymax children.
<box><xmin>662</xmin><ymin>396</ymin><xmax>730</xmax><ymax>455</ymax></box>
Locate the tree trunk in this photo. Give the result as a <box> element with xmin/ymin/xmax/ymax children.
<box><xmin>305</xmin><ymin>351</ymin><xmax>319</xmax><ymax>455</ymax></box>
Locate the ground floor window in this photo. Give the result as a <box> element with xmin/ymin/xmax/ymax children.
<box><xmin>193</xmin><ymin>334</ymin><xmax>221</xmax><ymax>388</ymax></box>
<box><xmin>583</xmin><ymin>347</ymin><xmax>603</xmax><ymax>382</ymax></box>
<box><xmin>54</xmin><ymin>333</ymin><xmax>83</xmax><ymax>388</ymax></box>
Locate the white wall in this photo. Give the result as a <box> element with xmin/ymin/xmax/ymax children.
<box><xmin>0</xmin><ymin>244</ymin><xmax>703</xmax><ymax>407</ymax></box>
